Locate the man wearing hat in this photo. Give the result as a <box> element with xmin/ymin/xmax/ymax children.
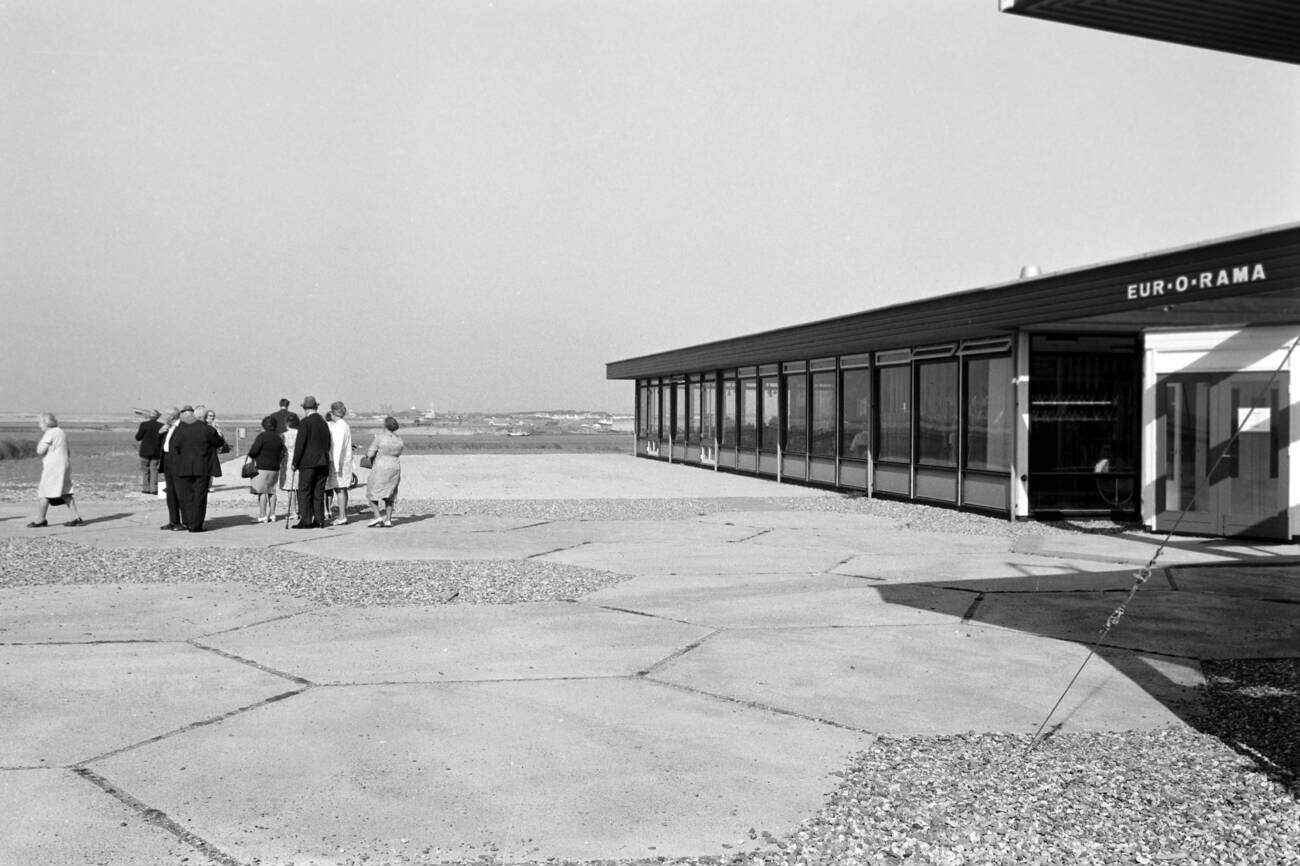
<box><xmin>168</xmin><ymin>405</ymin><xmax>226</xmax><ymax>532</ymax></box>
<box><xmin>134</xmin><ymin>408</ymin><xmax>165</xmax><ymax>495</ymax></box>
<box><xmin>291</xmin><ymin>395</ymin><xmax>332</xmax><ymax>528</ymax></box>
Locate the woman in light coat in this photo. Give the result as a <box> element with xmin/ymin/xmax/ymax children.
<box><xmin>28</xmin><ymin>412</ymin><xmax>84</xmax><ymax>528</ymax></box>
<box><xmin>325</xmin><ymin>401</ymin><xmax>354</xmax><ymax>524</ymax></box>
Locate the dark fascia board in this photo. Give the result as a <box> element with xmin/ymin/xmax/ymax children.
<box><xmin>999</xmin><ymin>0</ymin><xmax>1300</xmax><ymax>66</ymax></box>
<box><xmin>607</xmin><ymin>222</ymin><xmax>1300</xmax><ymax>380</ymax></box>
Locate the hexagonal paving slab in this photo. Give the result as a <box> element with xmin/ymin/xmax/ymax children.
<box><xmin>1</xmin><ymin>643</ymin><xmax>301</xmax><ymax>766</ymax></box>
<box><xmin>649</xmin><ymin>625</ymin><xmax>1204</xmax><ymax>734</ymax></box>
<box><xmin>0</xmin><ymin>769</ymin><xmax>195</xmax><ymax>865</ymax></box>
<box><xmin>203</xmin><ymin>601</ymin><xmax>714</xmax><ymax>684</ymax></box>
<box><xmin>967</xmin><ymin>589</ymin><xmax>1300</xmax><ymax>658</ymax></box>
<box><xmin>0</xmin><ymin>582</ymin><xmax>315</xmax><ymax>642</ymax></box>
<box><xmin>585</xmin><ymin>577</ymin><xmax>972</xmax><ymax>629</ymax></box>
<box><xmin>91</xmin><ymin>679</ymin><xmax>874</xmax><ymax>863</ymax></box>
<box><xmin>542</xmin><ymin>539</ymin><xmax>853</xmax><ymax>576</ymax></box>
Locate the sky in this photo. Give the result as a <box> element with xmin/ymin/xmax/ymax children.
<box><xmin>2</xmin><ymin>1</ymin><xmax>1297</xmax><ymax>416</ymax></box>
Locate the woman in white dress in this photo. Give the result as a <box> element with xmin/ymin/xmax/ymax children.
<box><xmin>325</xmin><ymin>401</ymin><xmax>354</xmax><ymax>524</ymax></box>
<box><xmin>28</xmin><ymin>412</ymin><xmax>84</xmax><ymax>528</ymax></box>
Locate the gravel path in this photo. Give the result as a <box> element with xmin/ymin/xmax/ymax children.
<box><xmin>0</xmin><ymin>537</ymin><xmax>624</xmax><ymax>606</ymax></box>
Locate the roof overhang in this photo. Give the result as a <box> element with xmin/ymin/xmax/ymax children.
<box><xmin>1000</xmin><ymin>0</ymin><xmax>1300</xmax><ymax>65</ymax></box>
<box><xmin>607</xmin><ymin>223</ymin><xmax>1300</xmax><ymax>380</ymax></box>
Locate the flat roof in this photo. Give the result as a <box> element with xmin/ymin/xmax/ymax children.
<box><xmin>1000</xmin><ymin>0</ymin><xmax>1300</xmax><ymax>66</ymax></box>
<box><xmin>607</xmin><ymin>223</ymin><xmax>1300</xmax><ymax>379</ymax></box>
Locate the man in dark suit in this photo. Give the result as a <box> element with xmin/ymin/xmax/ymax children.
<box><xmin>271</xmin><ymin>397</ymin><xmax>293</xmax><ymax>436</ymax></box>
<box><xmin>158</xmin><ymin>407</ymin><xmax>186</xmax><ymax>530</ymax></box>
<box><xmin>134</xmin><ymin>409</ymin><xmax>165</xmax><ymax>494</ymax></box>
<box><xmin>292</xmin><ymin>395</ymin><xmax>331</xmax><ymax>528</ymax></box>
<box><xmin>168</xmin><ymin>406</ymin><xmax>225</xmax><ymax>533</ymax></box>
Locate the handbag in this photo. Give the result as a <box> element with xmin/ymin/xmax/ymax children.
<box><xmin>360</xmin><ymin>454</ymin><xmax>373</xmax><ymax>469</ymax></box>
<box><xmin>240</xmin><ymin>458</ymin><xmax>258</xmax><ymax>479</ymax></box>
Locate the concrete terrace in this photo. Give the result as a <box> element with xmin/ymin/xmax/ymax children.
<box><xmin>2</xmin><ymin>453</ymin><xmax>1298</xmax><ymax>865</ymax></box>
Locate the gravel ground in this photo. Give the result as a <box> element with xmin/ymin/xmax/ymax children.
<box><xmin>0</xmin><ymin>536</ymin><xmax>624</xmax><ymax>605</ymax></box>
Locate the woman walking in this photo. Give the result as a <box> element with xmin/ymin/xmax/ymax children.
<box><xmin>364</xmin><ymin>415</ymin><xmax>403</xmax><ymax>527</ymax></box>
<box><xmin>246</xmin><ymin>415</ymin><xmax>285</xmax><ymax>523</ymax></box>
<box><xmin>325</xmin><ymin>401</ymin><xmax>354</xmax><ymax>524</ymax></box>
<box><xmin>28</xmin><ymin>413</ymin><xmax>84</xmax><ymax>528</ymax></box>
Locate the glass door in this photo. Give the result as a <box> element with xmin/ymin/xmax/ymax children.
<box><xmin>1158</xmin><ymin>372</ymin><xmax>1288</xmax><ymax>539</ymax></box>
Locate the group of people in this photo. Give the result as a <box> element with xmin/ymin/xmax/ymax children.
<box><xmin>126</xmin><ymin>396</ymin><xmax>404</xmax><ymax>531</ymax></box>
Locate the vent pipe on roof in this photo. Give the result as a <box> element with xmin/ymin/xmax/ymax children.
<box><xmin>1019</xmin><ymin>265</ymin><xmax>1041</xmax><ymax>279</ymax></box>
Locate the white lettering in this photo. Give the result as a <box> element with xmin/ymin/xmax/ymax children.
<box><xmin>1217</xmin><ymin>270</ymin><xmax>1230</xmax><ymax>287</ymax></box>
<box><xmin>1253</xmin><ymin>264</ymin><xmax>1267</xmax><ymax>281</ymax></box>
<box><xmin>1175</xmin><ymin>275</ymin><xmax>1189</xmax><ymax>292</ymax></box>
<box><xmin>1233</xmin><ymin>266</ymin><xmax>1250</xmax><ymax>283</ymax></box>
<box><xmin>1127</xmin><ymin>284</ymin><xmax>1138</xmax><ymax>300</ymax></box>
<box><xmin>1199</xmin><ymin>272</ymin><xmax>1213</xmax><ymax>288</ymax></box>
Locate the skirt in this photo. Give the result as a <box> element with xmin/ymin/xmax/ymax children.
<box><xmin>251</xmin><ymin>468</ymin><xmax>279</xmax><ymax>495</ymax></box>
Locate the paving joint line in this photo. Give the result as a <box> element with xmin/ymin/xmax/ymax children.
<box><xmin>317</xmin><ymin>674</ymin><xmax>629</xmax><ymax>687</ymax></box>
<box><xmin>73</xmin><ymin>766</ymin><xmax>247</xmax><ymax>866</ymax></box>
<box><xmin>642</xmin><ymin>676</ymin><xmax>876</xmax><ymax>735</ymax></box>
<box><xmin>75</xmin><ymin>687</ymin><xmax>309</xmax><ymax>767</ymax></box>
<box><xmin>637</xmin><ymin>629</ymin><xmax>723</xmax><ymax>677</ymax></box>
<box><xmin>525</xmin><ymin>540</ymin><xmax>590</xmax><ymax>559</ymax></box>
<box><xmin>730</xmin><ymin>528</ymin><xmax>773</xmax><ymax>543</ymax></box>
<box><xmin>188</xmin><ymin>641</ymin><xmax>314</xmax><ymax>686</ymax></box>
<box><xmin>587</xmin><ymin>603</ymin><xmax>702</xmax><ymax>627</ymax></box>
<box><xmin>193</xmin><ymin>608</ymin><xmax>324</xmax><ymax>640</ymax></box>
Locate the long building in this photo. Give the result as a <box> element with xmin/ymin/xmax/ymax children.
<box><xmin>607</xmin><ymin>3</ymin><xmax>1298</xmax><ymax>539</ymax></box>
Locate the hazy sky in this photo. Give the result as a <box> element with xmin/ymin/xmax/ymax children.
<box><xmin>2</xmin><ymin>2</ymin><xmax>1297</xmax><ymax>415</ymax></box>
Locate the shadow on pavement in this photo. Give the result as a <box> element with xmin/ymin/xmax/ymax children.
<box><xmin>878</xmin><ymin>561</ymin><xmax>1300</xmax><ymax>796</ymax></box>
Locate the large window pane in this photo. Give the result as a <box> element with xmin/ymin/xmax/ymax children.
<box><xmin>842</xmin><ymin>368</ymin><xmax>871</xmax><ymax>459</ymax></box>
<box><xmin>688</xmin><ymin>379</ymin><xmax>702</xmax><ymax>445</ymax></box>
<box><xmin>721</xmin><ymin>379</ymin><xmax>737</xmax><ymax>446</ymax></box>
<box><xmin>917</xmin><ymin>361</ymin><xmax>959</xmax><ymax>467</ymax></box>
<box><xmin>810</xmin><ymin>371</ymin><xmax>836</xmax><ymax>457</ymax></box>
<box><xmin>784</xmin><ymin>373</ymin><xmax>808</xmax><ymax>453</ymax></box>
<box><xmin>638</xmin><ymin>384</ymin><xmax>651</xmax><ymax>437</ymax></box>
<box><xmin>740</xmin><ymin>379</ymin><xmax>758</xmax><ymax>449</ymax></box>
<box><xmin>759</xmin><ymin>376</ymin><xmax>780</xmax><ymax>453</ymax></box>
<box><xmin>965</xmin><ymin>356</ymin><xmax>1013</xmax><ymax>472</ymax></box>
<box><xmin>877</xmin><ymin>366</ymin><xmax>911</xmax><ymax>462</ymax></box>
<box><xmin>673</xmin><ymin>381</ymin><xmax>686</xmax><ymax>443</ymax></box>
<box><xmin>700</xmin><ymin>379</ymin><xmax>716</xmax><ymax>444</ymax></box>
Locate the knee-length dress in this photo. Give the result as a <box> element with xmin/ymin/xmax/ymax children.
<box><xmin>36</xmin><ymin>427</ymin><xmax>73</xmax><ymax>500</ymax></box>
<box><xmin>327</xmin><ymin>419</ymin><xmax>353</xmax><ymax>490</ymax></box>
<box><xmin>364</xmin><ymin>431</ymin><xmax>403</xmax><ymax>503</ymax></box>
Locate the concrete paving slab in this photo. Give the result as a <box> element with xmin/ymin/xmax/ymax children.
<box><xmin>277</xmin><ymin>524</ymin><xmax>569</xmax><ymax>561</ymax></box>
<box><xmin>1</xmin><ymin>769</ymin><xmax>194</xmax><ymax>866</ymax></box>
<box><xmin>542</xmin><ymin>540</ymin><xmax>853</xmax><ymax>576</ymax></box>
<box><xmin>650</xmin><ymin>626</ymin><xmax>1203</xmax><ymax>735</ymax></box>
<box><xmin>203</xmin><ymin>602</ymin><xmax>714</xmax><ymax>684</ymax></box>
<box><xmin>0</xmin><ymin>582</ymin><xmax>316</xmax><ymax>642</ymax></box>
<box><xmin>744</xmin><ymin>526</ymin><xmax>1012</xmax><ymax>557</ymax></box>
<box><xmin>206</xmin><ymin>453</ymin><xmax>839</xmax><ymax>502</ymax></box>
<box><xmin>91</xmin><ymin>679</ymin><xmax>873</xmax><ymax>863</ymax></box>
<box><xmin>586</xmin><ymin>579</ymin><xmax>973</xmax><ymax>630</ymax></box>
<box><xmin>932</xmin><ymin>565</ymin><xmax>1161</xmax><ymax>594</ymax></box>
<box><xmin>697</xmin><ymin>510</ymin><xmax>900</xmax><ymax>532</ymax></box>
<box><xmin>580</xmin><ymin>568</ymin><xmax>873</xmax><ymax>602</ymax></box>
<box><xmin>833</xmin><ymin>551</ymin><xmax>1127</xmax><ymax>583</ymax></box>
<box><xmin>1</xmin><ymin>643</ymin><xmax>300</xmax><ymax>767</ymax></box>
<box><xmin>509</xmin><ymin>518</ymin><xmax>761</xmax><ymax>546</ymax></box>
<box><xmin>1165</xmin><ymin>562</ymin><xmax>1300</xmax><ymax>603</ymax></box>
<box><xmin>968</xmin><ymin>590</ymin><xmax>1300</xmax><ymax>659</ymax></box>
<box><xmin>1014</xmin><ymin>531</ymin><xmax>1300</xmax><ymax>565</ymax></box>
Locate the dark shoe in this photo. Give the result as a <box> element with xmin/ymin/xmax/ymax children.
<box><xmin>26</xmin><ymin>520</ymin><xmax>47</xmax><ymax>528</ymax></box>
<box><xmin>188</xmin><ymin>527</ymin><xmax>204</xmax><ymax>533</ymax></box>
<box><xmin>160</xmin><ymin>523</ymin><xmax>177</xmax><ymax>531</ymax></box>
<box><xmin>291</xmin><ymin>523</ymin><xmax>313</xmax><ymax>529</ymax></box>
<box><xmin>65</xmin><ymin>518</ymin><xmax>85</xmax><ymax>527</ymax></box>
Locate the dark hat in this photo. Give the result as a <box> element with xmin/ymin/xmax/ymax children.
<box><xmin>301</xmin><ymin>395</ymin><xmax>319</xmax><ymax>409</ymax></box>
<box><xmin>180</xmin><ymin>405</ymin><xmax>194</xmax><ymax>413</ymax></box>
